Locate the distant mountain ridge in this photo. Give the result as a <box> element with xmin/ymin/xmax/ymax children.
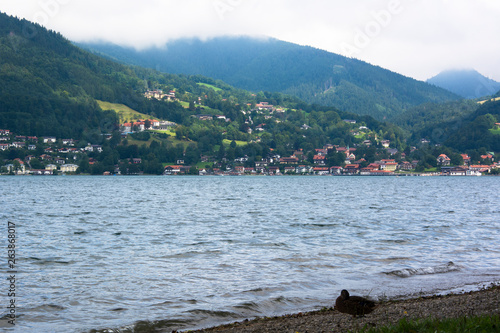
<box><xmin>427</xmin><ymin>69</ymin><xmax>500</xmax><ymax>99</ymax></box>
<box><xmin>79</xmin><ymin>37</ymin><xmax>459</xmax><ymax>121</ymax></box>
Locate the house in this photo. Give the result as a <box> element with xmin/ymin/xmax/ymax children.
<box><xmin>255</xmin><ymin>161</ymin><xmax>268</xmax><ymax>168</ymax></box>
<box><xmin>313</xmin><ymin>155</ymin><xmax>326</xmax><ymax>165</ymax></box>
<box><xmin>313</xmin><ymin>167</ymin><xmax>330</xmax><ymax>175</ymax></box>
<box><xmin>280</xmin><ymin>156</ymin><xmax>299</xmax><ymax>164</ymax></box>
<box><xmin>441</xmin><ymin>166</ymin><xmax>467</xmax><ymax>176</ymax></box>
<box><xmin>481</xmin><ymin>154</ymin><xmax>494</xmax><ymax>161</ymax></box>
<box><xmin>0</xmin><ymin>129</ymin><xmax>10</xmax><ymax>136</ymax></box>
<box><xmin>296</xmin><ymin>165</ymin><xmax>313</xmax><ymax>174</ymax></box>
<box><xmin>28</xmin><ymin>145</ymin><xmax>36</xmax><ymax>150</ymax></box>
<box><xmin>43</xmin><ymin>137</ymin><xmax>57</xmax><ymax>144</ymax></box>
<box><xmin>437</xmin><ymin>154</ymin><xmax>451</xmax><ymax>166</ymax></box>
<box><xmin>268</xmin><ymin>166</ymin><xmax>281</xmax><ymax>175</ymax></box>
<box><xmin>330</xmin><ymin>166</ymin><xmax>342</xmax><ymax>175</ymax></box>
<box><xmin>62</xmin><ymin>139</ymin><xmax>75</xmax><ymax>146</ymax></box>
<box><xmin>7</xmin><ymin>159</ymin><xmax>26</xmax><ymax>174</ymax></box>
<box><xmin>11</xmin><ymin>142</ymin><xmax>26</xmax><ymax>149</ymax></box>
<box><xmin>58</xmin><ymin>148</ymin><xmax>70</xmax><ymax>154</ymax></box>
<box><xmin>381</xmin><ymin>140</ymin><xmax>390</xmax><ymax>148</ymax></box>
<box><xmin>164</xmin><ymin>165</ymin><xmax>181</xmax><ymax>175</ymax></box>
<box><xmin>461</xmin><ymin>154</ymin><xmax>471</xmax><ymax>165</ymax></box>
<box><xmin>234</xmin><ymin>166</ymin><xmax>245</xmax><ymax>174</ymax></box>
<box><xmin>60</xmin><ymin>164</ymin><xmax>79</xmax><ymax>173</ymax></box>
<box><xmin>315</xmin><ymin>149</ymin><xmax>328</xmax><ymax>156</ymax></box>
<box><xmin>92</xmin><ymin>145</ymin><xmax>103</xmax><ymax>153</ymax></box>
<box><xmin>144</xmin><ymin>90</ymin><xmax>176</xmax><ymax>101</ymax></box>
<box><xmin>195</xmin><ymin>115</ymin><xmax>213</xmax><ymax>121</ymax></box>
<box><xmin>256</xmin><ymin>102</ymin><xmax>274</xmax><ymax>111</ymax></box>
<box><xmin>46</xmin><ymin>164</ymin><xmax>57</xmax><ymax>171</ymax></box>
<box><xmin>343</xmin><ymin>119</ymin><xmax>357</xmax><ymax>124</ymax></box>
<box><xmin>284</xmin><ymin>166</ymin><xmax>296</xmax><ymax>174</ymax></box>
<box><xmin>382</xmin><ymin>162</ymin><xmax>398</xmax><ymax>172</ymax></box>
<box><xmin>293</xmin><ymin>149</ymin><xmax>305</xmax><ymax>160</ymax></box>
<box><xmin>398</xmin><ymin>161</ymin><xmax>413</xmax><ymax>170</ymax></box>
<box><xmin>244</xmin><ymin>167</ymin><xmax>256</xmax><ymax>174</ymax></box>
<box><xmin>0</xmin><ymin>144</ymin><xmax>8</xmax><ymax>151</ymax></box>
<box><xmin>301</xmin><ymin>124</ymin><xmax>311</xmax><ymax>130</ymax></box>
<box><xmin>255</xmin><ymin>165</ymin><xmax>267</xmax><ymax>174</ymax></box>
<box><xmin>121</xmin><ymin>123</ymin><xmax>132</xmax><ymax>133</ymax></box>
<box><xmin>31</xmin><ymin>169</ymin><xmax>53</xmax><ymax>175</ymax></box>
<box><xmin>343</xmin><ymin>164</ymin><xmax>360</xmax><ymax>174</ymax></box>
<box><xmin>469</xmin><ymin>165</ymin><xmax>492</xmax><ymax>173</ymax></box>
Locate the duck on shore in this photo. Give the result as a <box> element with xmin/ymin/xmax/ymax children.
<box><xmin>335</xmin><ymin>289</ymin><xmax>376</xmax><ymax>317</ymax></box>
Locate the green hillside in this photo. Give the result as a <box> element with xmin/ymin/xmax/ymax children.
<box><xmin>1</xmin><ymin>12</ymin><xmax>497</xmax><ymax>178</ymax></box>
<box><xmin>0</xmin><ymin>12</ymin><xmax>204</xmax><ymax>139</ymax></box>
<box><xmin>80</xmin><ymin>37</ymin><xmax>460</xmax><ymax>121</ymax></box>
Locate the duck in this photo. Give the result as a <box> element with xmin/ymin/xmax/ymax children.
<box><xmin>335</xmin><ymin>289</ymin><xmax>376</xmax><ymax>317</ymax></box>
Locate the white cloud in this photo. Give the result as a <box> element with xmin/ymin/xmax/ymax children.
<box><xmin>1</xmin><ymin>0</ymin><xmax>499</xmax><ymax>81</ymax></box>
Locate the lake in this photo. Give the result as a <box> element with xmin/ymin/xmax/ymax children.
<box><xmin>1</xmin><ymin>176</ymin><xmax>499</xmax><ymax>332</ymax></box>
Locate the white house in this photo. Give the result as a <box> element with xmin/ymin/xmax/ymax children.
<box><xmin>60</xmin><ymin>164</ymin><xmax>79</xmax><ymax>173</ymax></box>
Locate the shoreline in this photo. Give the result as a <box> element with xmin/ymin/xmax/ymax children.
<box><xmin>177</xmin><ymin>285</ymin><xmax>500</xmax><ymax>333</ymax></box>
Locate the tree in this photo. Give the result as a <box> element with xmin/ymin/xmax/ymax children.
<box><xmin>30</xmin><ymin>158</ymin><xmax>43</xmax><ymax>170</ymax></box>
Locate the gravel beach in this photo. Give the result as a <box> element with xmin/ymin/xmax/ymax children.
<box><xmin>183</xmin><ymin>285</ymin><xmax>500</xmax><ymax>333</ymax></box>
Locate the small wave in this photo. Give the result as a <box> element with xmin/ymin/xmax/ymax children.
<box><xmin>29</xmin><ymin>257</ymin><xmax>71</xmax><ymax>265</ymax></box>
<box><xmin>30</xmin><ymin>304</ymin><xmax>65</xmax><ymax>312</ymax></box>
<box><xmin>385</xmin><ymin>261</ymin><xmax>460</xmax><ymax>278</ymax></box>
<box><xmin>187</xmin><ymin>309</ymin><xmax>239</xmax><ymax>318</ymax></box>
<box><xmin>234</xmin><ymin>301</ymin><xmax>259</xmax><ymax>311</ymax></box>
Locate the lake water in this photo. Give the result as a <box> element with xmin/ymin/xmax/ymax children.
<box><xmin>1</xmin><ymin>176</ymin><xmax>499</xmax><ymax>332</ymax></box>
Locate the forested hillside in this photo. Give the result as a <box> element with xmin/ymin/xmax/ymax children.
<box><xmin>80</xmin><ymin>37</ymin><xmax>459</xmax><ymax>121</ymax></box>
<box><xmin>0</xmin><ymin>12</ymin><xmax>191</xmax><ymax>139</ymax></box>
<box><xmin>445</xmin><ymin>99</ymin><xmax>500</xmax><ymax>152</ymax></box>
<box><xmin>1</xmin><ymin>12</ymin><xmax>497</xmax><ymax>178</ymax></box>
<box><xmin>0</xmin><ymin>12</ymin><xmax>407</xmax><ymax>159</ymax></box>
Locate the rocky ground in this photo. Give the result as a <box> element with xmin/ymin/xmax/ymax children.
<box><xmin>179</xmin><ymin>286</ymin><xmax>500</xmax><ymax>333</ymax></box>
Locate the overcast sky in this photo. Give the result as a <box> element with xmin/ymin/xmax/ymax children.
<box><xmin>2</xmin><ymin>0</ymin><xmax>499</xmax><ymax>82</ymax></box>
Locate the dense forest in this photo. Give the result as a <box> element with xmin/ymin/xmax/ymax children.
<box><xmin>80</xmin><ymin>37</ymin><xmax>459</xmax><ymax>121</ymax></box>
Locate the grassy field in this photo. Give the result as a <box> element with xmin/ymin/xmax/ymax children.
<box><xmin>222</xmin><ymin>139</ymin><xmax>248</xmax><ymax>147</ymax></box>
<box><xmin>97</xmin><ymin>100</ymin><xmax>155</xmax><ymax>123</ymax></box>
<box><xmin>197</xmin><ymin>82</ymin><xmax>223</xmax><ymax>92</ymax></box>
<box><xmin>126</xmin><ymin>134</ymin><xmax>192</xmax><ymax>148</ymax></box>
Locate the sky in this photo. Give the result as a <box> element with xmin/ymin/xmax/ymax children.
<box><xmin>1</xmin><ymin>0</ymin><xmax>500</xmax><ymax>82</ymax></box>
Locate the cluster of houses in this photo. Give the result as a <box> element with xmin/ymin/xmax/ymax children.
<box><xmin>0</xmin><ymin>130</ymin><xmax>101</xmax><ymax>175</ymax></box>
<box><xmin>164</xmin><ymin>146</ymin><xmax>498</xmax><ymax>176</ymax></box>
<box><xmin>1</xmin><ymin>127</ymin><xmax>498</xmax><ymax>176</ymax></box>
<box><xmin>120</xmin><ymin>119</ymin><xmax>176</xmax><ymax>133</ymax></box>
<box><xmin>144</xmin><ymin>89</ymin><xmax>177</xmax><ymax>101</ymax></box>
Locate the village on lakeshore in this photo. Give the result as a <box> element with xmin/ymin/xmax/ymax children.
<box><xmin>1</xmin><ymin>112</ymin><xmax>498</xmax><ymax>177</ymax></box>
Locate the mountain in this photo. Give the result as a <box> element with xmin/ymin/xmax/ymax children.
<box><xmin>0</xmin><ymin>13</ymin><xmax>408</xmax><ymax>157</ymax></box>
<box><xmin>79</xmin><ymin>37</ymin><xmax>459</xmax><ymax>121</ymax></box>
<box><xmin>427</xmin><ymin>69</ymin><xmax>500</xmax><ymax>99</ymax></box>
<box><xmin>0</xmin><ymin>12</ymin><xmax>208</xmax><ymax>139</ymax></box>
